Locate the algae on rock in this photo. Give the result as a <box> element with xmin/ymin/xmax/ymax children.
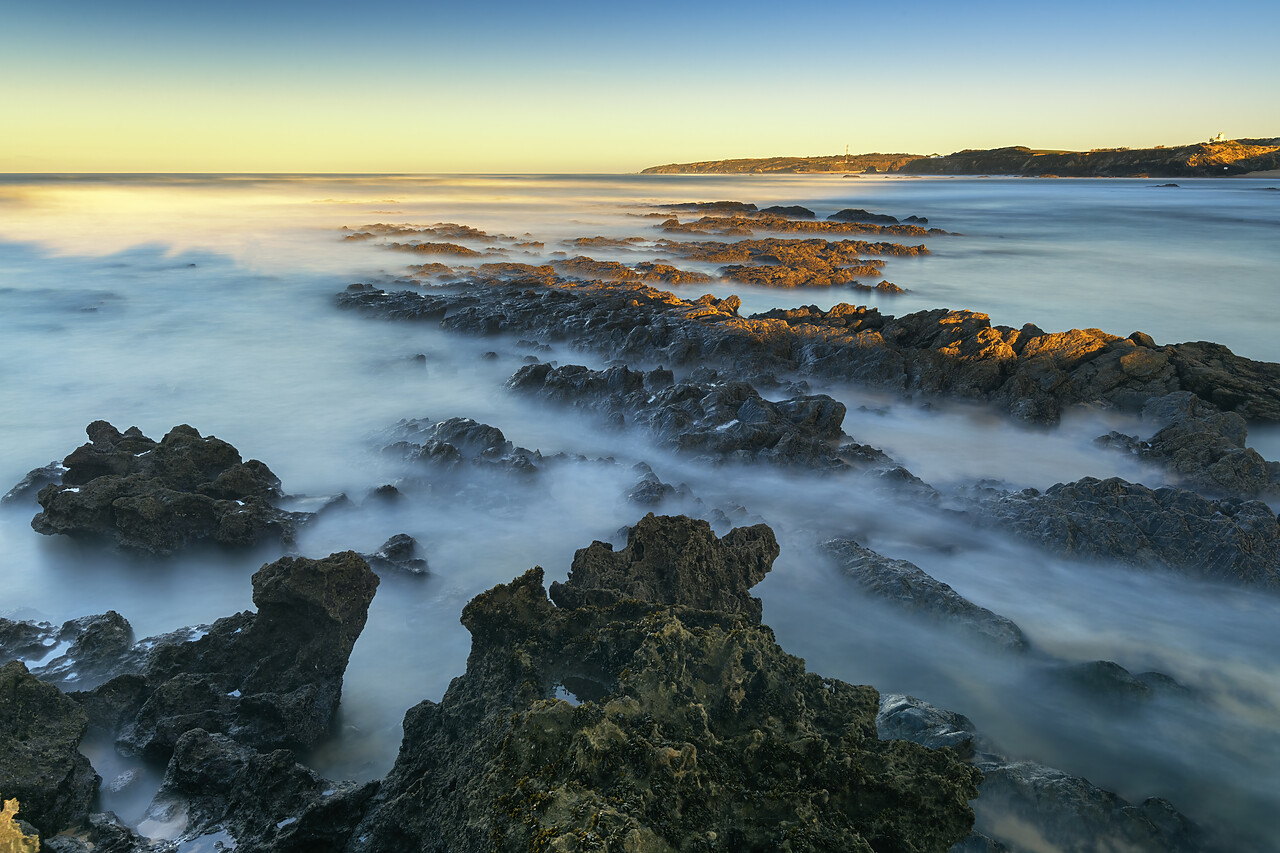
<box><xmin>351</xmin><ymin>515</ymin><xmax>980</xmax><ymax>852</ymax></box>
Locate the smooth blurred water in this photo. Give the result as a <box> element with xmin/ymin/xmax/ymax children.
<box><xmin>1</xmin><ymin>173</ymin><xmax>1277</xmax><ymax>849</ymax></box>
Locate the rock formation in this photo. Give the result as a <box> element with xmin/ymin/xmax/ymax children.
<box><xmin>31</xmin><ymin>421</ymin><xmax>308</xmax><ymax>554</ymax></box>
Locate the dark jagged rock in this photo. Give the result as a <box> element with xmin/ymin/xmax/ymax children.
<box><xmin>548</xmin><ymin>513</ymin><xmax>778</xmax><ymax>620</ymax></box>
<box><xmin>828</xmin><ymin>208</ymin><xmax>900</xmax><ymax>224</ymax></box>
<box><xmin>823</xmin><ymin>539</ymin><xmax>1030</xmax><ymax>651</ymax></box>
<box><xmin>877</xmin><ymin>694</ymin><xmax>1215</xmax><ymax>853</ymax></box>
<box><xmin>136</xmin><ymin>729</ymin><xmax>376</xmax><ymax>853</ymax></box>
<box><xmin>1096</xmin><ymin>391</ymin><xmax>1279</xmax><ymax>498</ymax></box>
<box><xmin>336</xmin><ymin>277</ymin><xmax>1280</xmax><ymax>426</ymax></box>
<box><xmin>760</xmin><ymin>204</ymin><xmax>816</xmax><ymax>218</ymax></box>
<box><xmin>508</xmin><ymin>361</ymin><xmax>852</xmax><ymax>469</ymax></box>
<box><xmin>0</xmin><ymin>661</ymin><xmax>99</xmax><ymax>837</ymax></box>
<box><xmin>1</xmin><ymin>611</ymin><xmax>169</xmax><ymax>694</ymax></box>
<box><xmin>625</xmin><ymin>468</ymin><xmax>689</xmax><ymax>506</ymax></box>
<box><xmin>659</xmin><ymin>214</ymin><xmax>942</xmax><ymax>239</ymax></box>
<box><xmin>1048</xmin><ymin>660</ymin><xmax>1191</xmax><ymax>704</ymax></box>
<box><xmin>982</xmin><ymin>476</ymin><xmax>1280</xmax><ymax>588</ymax></box>
<box><xmin>658</xmin><ymin>200</ymin><xmax>758</xmax><ymax>213</ymax></box>
<box><xmin>363</xmin><ymin>533</ymin><xmax>429</xmax><ymax>576</ymax></box>
<box><xmin>89</xmin><ymin>552</ymin><xmax>378</xmax><ymax>760</ymax></box>
<box><xmin>351</xmin><ymin>516</ymin><xmax>980</xmax><ymax>852</ymax></box>
<box><xmin>385</xmin><ymin>416</ymin><xmax>541</xmax><ymax>475</ymax></box>
<box><xmin>28</xmin><ymin>612</ymin><xmax>136</xmax><ymax>691</ymax></box>
<box><xmin>2</xmin><ymin>461</ymin><xmax>65</xmax><ymax>505</ymax></box>
<box><xmin>31</xmin><ymin>421</ymin><xmax>308</xmax><ymax>555</ymax></box>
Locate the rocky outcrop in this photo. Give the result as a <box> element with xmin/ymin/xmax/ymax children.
<box><xmin>897</xmin><ymin>138</ymin><xmax>1280</xmax><ymax>178</ymax></box>
<box><xmin>134</xmin><ymin>729</ymin><xmax>375</xmax><ymax>853</ymax></box>
<box><xmin>383</xmin><ymin>416</ymin><xmax>541</xmax><ymax>475</ymax></box>
<box><xmin>30</xmin><ymin>421</ymin><xmax>308</xmax><ymax>555</ymax></box>
<box><xmin>0</xmin><ymin>611</ymin><xmax>139</xmax><ymax>691</ymax></box>
<box><xmin>82</xmin><ymin>552</ymin><xmax>378</xmax><ymax>760</ymax></box>
<box><xmin>350</xmin><ymin>516</ymin><xmax>981</xmax><ymax>852</ymax></box>
<box><xmin>877</xmin><ymin>694</ymin><xmax>1215</xmax><ymax>853</ymax></box>
<box><xmin>508</xmin><ymin>362</ymin><xmax>853</xmax><ymax>469</ymax></box>
<box><xmin>362</xmin><ymin>533</ymin><xmax>429</xmax><ymax>576</ymax></box>
<box><xmin>823</xmin><ymin>539</ymin><xmax>1030</xmax><ymax>651</ymax></box>
<box><xmin>336</xmin><ymin>277</ymin><xmax>1280</xmax><ymax>426</ymax></box>
<box><xmin>2</xmin><ymin>461</ymin><xmax>65</xmax><ymax>505</ymax></box>
<box><xmin>1097</xmin><ymin>391</ymin><xmax>1279</xmax><ymax>498</ymax></box>
<box><xmin>981</xmin><ymin>476</ymin><xmax>1280</xmax><ymax>588</ymax></box>
<box><xmin>640</xmin><ymin>154</ymin><xmax>926</xmax><ymax>174</ymax></box>
<box><xmin>0</xmin><ymin>661</ymin><xmax>99</xmax><ymax>837</ymax></box>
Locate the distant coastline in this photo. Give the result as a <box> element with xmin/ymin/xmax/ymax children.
<box><xmin>643</xmin><ymin>137</ymin><xmax>1280</xmax><ymax>178</ymax></box>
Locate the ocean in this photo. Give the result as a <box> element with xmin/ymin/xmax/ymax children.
<box><xmin>1</xmin><ymin>172</ymin><xmax>1278</xmax><ymax>848</ymax></box>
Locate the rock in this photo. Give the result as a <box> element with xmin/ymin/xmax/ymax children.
<box><xmin>0</xmin><ymin>661</ymin><xmax>99</xmax><ymax>836</ymax></box>
<box><xmin>877</xmin><ymin>694</ymin><xmax>1213</xmax><ymax>853</ymax></box>
<box><xmin>138</xmin><ymin>728</ymin><xmax>375</xmax><ymax>852</ymax></box>
<box><xmin>508</xmin><ymin>362</ymin><xmax>853</xmax><ymax>469</ymax></box>
<box><xmin>1048</xmin><ymin>660</ymin><xmax>1191</xmax><ymax>703</ymax></box>
<box><xmin>759</xmin><ymin>204</ymin><xmax>816</xmax><ymax>219</ymax></box>
<box><xmin>337</xmin><ymin>276</ymin><xmax>1280</xmax><ymax>427</ymax></box>
<box><xmin>350</xmin><ymin>517</ymin><xmax>980</xmax><ymax>852</ymax></box>
<box><xmin>549</xmin><ymin>513</ymin><xmax>778</xmax><ymax>620</ymax></box>
<box><xmin>30</xmin><ymin>421</ymin><xmax>308</xmax><ymax>555</ymax></box>
<box><xmin>625</xmin><ymin>466</ymin><xmax>688</xmax><ymax>506</ymax></box>
<box><xmin>981</xmin><ymin>476</ymin><xmax>1280</xmax><ymax>587</ymax></box>
<box><xmin>1096</xmin><ymin>392</ymin><xmax>1278</xmax><ymax>498</ymax></box>
<box><xmin>823</xmin><ymin>539</ymin><xmax>1030</xmax><ymax>651</ymax></box>
<box><xmin>100</xmin><ymin>551</ymin><xmax>378</xmax><ymax>759</ymax></box>
<box><xmin>363</xmin><ymin>533</ymin><xmax>429</xmax><ymax>576</ymax></box>
<box><xmin>30</xmin><ymin>612</ymin><xmax>137</xmax><ymax>691</ymax></box>
<box><xmin>387</xmin><ymin>417</ymin><xmax>540</xmax><ymax>475</ymax></box>
<box><xmin>2</xmin><ymin>461</ymin><xmax>65</xmax><ymax>505</ymax></box>
<box><xmin>828</xmin><ymin>208</ymin><xmax>900</xmax><ymax>224</ymax></box>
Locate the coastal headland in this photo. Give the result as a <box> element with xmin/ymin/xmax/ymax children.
<box><xmin>643</xmin><ymin>137</ymin><xmax>1280</xmax><ymax>177</ymax></box>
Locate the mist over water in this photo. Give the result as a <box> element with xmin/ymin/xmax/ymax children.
<box><xmin>1</xmin><ymin>173</ymin><xmax>1278</xmax><ymax>848</ymax></box>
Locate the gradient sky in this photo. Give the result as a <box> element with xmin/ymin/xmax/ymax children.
<box><xmin>3</xmin><ymin>0</ymin><xmax>1277</xmax><ymax>172</ymax></box>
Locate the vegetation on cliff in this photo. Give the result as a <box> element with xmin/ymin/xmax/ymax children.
<box><xmin>644</xmin><ymin>138</ymin><xmax>1280</xmax><ymax>177</ymax></box>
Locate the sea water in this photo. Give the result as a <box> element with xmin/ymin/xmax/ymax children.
<box><xmin>1</xmin><ymin>173</ymin><xmax>1278</xmax><ymax>848</ymax></box>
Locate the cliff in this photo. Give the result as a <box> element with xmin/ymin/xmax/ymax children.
<box><xmin>642</xmin><ymin>138</ymin><xmax>1280</xmax><ymax>177</ymax></box>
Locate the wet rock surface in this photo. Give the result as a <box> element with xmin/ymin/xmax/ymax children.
<box><xmin>31</xmin><ymin>421</ymin><xmax>309</xmax><ymax>555</ymax></box>
<box><xmin>384</xmin><ymin>416</ymin><xmax>541</xmax><ymax>475</ymax></box>
<box><xmin>0</xmin><ymin>661</ymin><xmax>99</xmax><ymax>837</ymax></box>
<box><xmin>508</xmin><ymin>361</ymin><xmax>853</xmax><ymax>469</ymax></box>
<box><xmin>2</xmin><ymin>461</ymin><xmax>65</xmax><ymax>505</ymax></box>
<box><xmin>351</xmin><ymin>515</ymin><xmax>981</xmax><ymax>852</ymax></box>
<box><xmin>87</xmin><ymin>551</ymin><xmax>378</xmax><ymax>760</ymax></box>
<box><xmin>362</xmin><ymin>533</ymin><xmax>429</xmax><ymax>576</ymax></box>
<box><xmin>981</xmin><ymin>476</ymin><xmax>1280</xmax><ymax>588</ymax></box>
<box><xmin>877</xmin><ymin>694</ymin><xmax>1217</xmax><ymax>853</ymax></box>
<box><xmin>823</xmin><ymin>539</ymin><xmax>1030</xmax><ymax>651</ymax></box>
<box><xmin>335</xmin><ymin>277</ymin><xmax>1280</xmax><ymax>426</ymax></box>
<box><xmin>1096</xmin><ymin>391</ymin><xmax>1279</xmax><ymax>498</ymax></box>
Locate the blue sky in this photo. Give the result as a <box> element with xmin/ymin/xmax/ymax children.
<box><xmin>3</xmin><ymin>0</ymin><xmax>1277</xmax><ymax>171</ymax></box>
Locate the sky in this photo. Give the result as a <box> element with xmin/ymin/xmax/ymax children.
<box><xmin>2</xmin><ymin>0</ymin><xmax>1277</xmax><ymax>173</ymax></box>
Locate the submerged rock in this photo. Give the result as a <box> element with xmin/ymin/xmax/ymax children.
<box><xmin>823</xmin><ymin>539</ymin><xmax>1030</xmax><ymax>651</ymax></box>
<box><xmin>2</xmin><ymin>461</ymin><xmax>65</xmax><ymax>505</ymax></box>
<box><xmin>137</xmin><ymin>728</ymin><xmax>375</xmax><ymax>853</ymax></box>
<box><xmin>877</xmin><ymin>694</ymin><xmax>1215</xmax><ymax>853</ymax></box>
<box><xmin>982</xmin><ymin>476</ymin><xmax>1280</xmax><ymax>588</ymax></box>
<box><xmin>336</xmin><ymin>277</ymin><xmax>1280</xmax><ymax>426</ymax></box>
<box><xmin>363</xmin><ymin>533</ymin><xmax>429</xmax><ymax>576</ymax></box>
<box><xmin>30</xmin><ymin>421</ymin><xmax>308</xmax><ymax>555</ymax></box>
<box><xmin>0</xmin><ymin>661</ymin><xmax>99</xmax><ymax>837</ymax></box>
<box><xmin>350</xmin><ymin>515</ymin><xmax>981</xmax><ymax>852</ymax></box>
<box><xmin>86</xmin><ymin>551</ymin><xmax>379</xmax><ymax>760</ymax></box>
<box><xmin>508</xmin><ymin>362</ymin><xmax>852</xmax><ymax>469</ymax></box>
<box><xmin>1096</xmin><ymin>391</ymin><xmax>1279</xmax><ymax>498</ymax></box>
